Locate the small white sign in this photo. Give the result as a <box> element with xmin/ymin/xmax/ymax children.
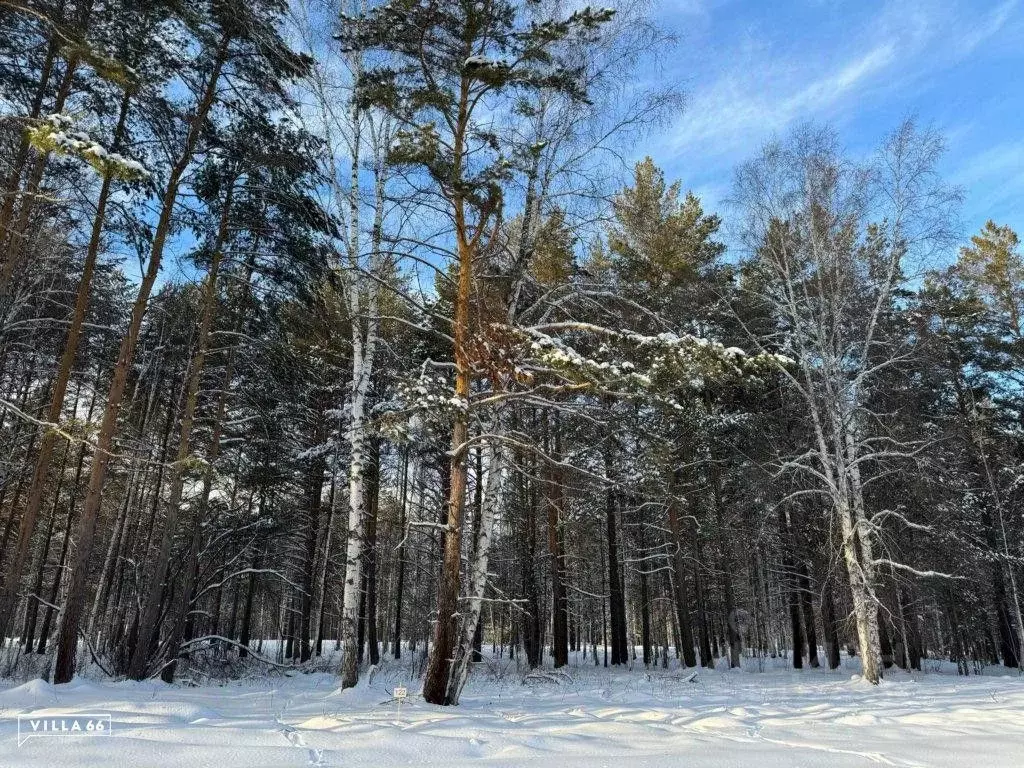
<box><xmin>393</xmin><ymin>685</ymin><xmax>408</xmax><ymax>722</ymax></box>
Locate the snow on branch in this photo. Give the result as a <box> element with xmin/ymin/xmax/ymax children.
<box><xmin>873</xmin><ymin>558</ymin><xmax>964</xmax><ymax>580</ymax></box>
<box><xmin>870</xmin><ymin>509</ymin><xmax>935</xmax><ymax>534</ymax></box>
<box><xmin>28</xmin><ymin>113</ymin><xmax>150</xmax><ymax>180</ymax></box>
<box><xmin>192</xmin><ymin>568</ymin><xmax>305</xmax><ymax>602</ymax></box>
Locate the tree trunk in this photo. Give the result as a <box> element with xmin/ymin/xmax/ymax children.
<box><xmin>838</xmin><ymin>497</ymin><xmax>882</xmax><ymax>684</ymax></box>
<box><xmin>392</xmin><ymin>447</ymin><xmax>411</xmax><ymax>659</ymax></box>
<box><xmin>898</xmin><ymin>587</ymin><xmax>922</xmax><ymax>670</ymax></box>
<box><xmin>798</xmin><ymin>563</ymin><xmax>820</xmax><ymax>668</ymax></box>
<box><xmin>639</xmin><ymin>555</ymin><xmax>652</xmax><ymax>667</ymax></box>
<box><xmin>422</xmin><ymin>224</ymin><xmax>473</xmax><ymax>703</ymax></box>
<box><xmin>520</xmin><ymin>444</ymin><xmax>541</xmax><ymax>668</ymax></box>
<box><xmin>605</xmin><ymin>485</ymin><xmax>627</xmax><ymax>665</ymax></box>
<box><xmin>337</xmin><ymin>73</ymin><xmax>385</xmax><ymax>687</ymax></box>
<box><xmin>777</xmin><ymin>507</ymin><xmax>805</xmax><ymax>669</ymax></box>
<box><xmin>820</xmin><ymin>575</ymin><xmax>842</xmax><ymax>670</ymax></box>
<box><xmin>692</xmin><ymin>532</ymin><xmax>714</xmax><ymax>668</ymax></box>
<box><xmin>547</xmin><ymin>418</ymin><xmax>568</xmax><ymax>668</ymax></box>
<box><xmin>312</xmin><ymin>441</ymin><xmax>342</xmax><ymax>657</ymax></box>
<box><xmin>22</xmin><ymin>427</ymin><xmax>73</xmax><ymax>649</ymax></box>
<box><xmin>300</xmin><ymin>437</ymin><xmax>327</xmax><ymax>663</ymax></box>
<box><xmin>707</xmin><ymin>462</ymin><xmax>741</xmax><ymax>669</ymax></box>
<box><xmin>126</xmin><ymin>174</ymin><xmax>234</xmax><ymax>680</ymax></box>
<box><xmin>445</xmin><ymin>428</ymin><xmax>504</xmax><ymax>704</ymax></box>
<box><xmin>35</xmin><ymin>374</ymin><xmax>101</xmax><ymax>655</ymax></box>
<box><xmin>364</xmin><ymin>437</ymin><xmax>380</xmax><ymax>666</ymax></box>
<box><xmin>665</xmin><ymin>470</ymin><xmax>697</xmax><ymax>666</ymax></box>
<box><xmin>238</xmin><ymin>553</ymin><xmax>259</xmax><ymax>658</ymax></box>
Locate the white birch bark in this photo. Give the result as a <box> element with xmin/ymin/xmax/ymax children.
<box><xmin>339</xmin><ymin>88</ymin><xmax>367</xmax><ymax>686</ymax></box>
<box><xmin>730</xmin><ymin>128</ymin><xmax>954</xmax><ymax>684</ymax></box>
<box><xmin>446</xmin><ymin>425</ymin><xmax>505</xmax><ymax>705</ymax></box>
<box><xmin>339</xmin><ymin>81</ymin><xmax>387</xmax><ymax>689</ymax></box>
<box><xmin>310</xmin><ymin>440</ymin><xmax>342</xmax><ymax>651</ymax></box>
<box><xmin>292</xmin><ymin>2</ymin><xmax>372</xmax><ymax>687</ymax></box>
<box><xmin>772</xmin><ymin>228</ymin><xmax>885</xmax><ymax>683</ymax></box>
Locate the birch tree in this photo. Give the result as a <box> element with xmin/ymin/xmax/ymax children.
<box><xmin>291</xmin><ymin>0</ymin><xmax>396</xmax><ymax>688</ymax></box>
<box><xmin>732</xmin><ymin>122</ymin><xmax>958</xmax><ymax>683</ymax></box>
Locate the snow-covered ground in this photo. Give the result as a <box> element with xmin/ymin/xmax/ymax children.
<box><xmin>1</xmin><ymin>652</ymin><xmax>1022</xmax><ymax>767</ymax></box>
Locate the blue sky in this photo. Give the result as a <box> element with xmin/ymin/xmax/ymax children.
<box><xmin>642</xmin><ymin>0</ymin><xmax>1024</xmax><ymax>245</ymax></box>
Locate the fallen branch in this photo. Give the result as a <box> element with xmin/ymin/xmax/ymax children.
<box><xmin>522</xmin><ymin>670</ymin><xmax>573</xmax><ymax>685</ymax></box>
<box><xmin>178</xmin><ymin>635</ymin><xmax>296</xmax><ymax>669</ymax></box>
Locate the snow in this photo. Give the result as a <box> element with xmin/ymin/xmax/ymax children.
<box><xmin>464</xmin><ymin>55</ymin><xmax>507</xmax><ymax>69</ymax></box>
<box><xmin>1</xmin><ymin>652</ymin><xmax>1022</xmax><ymax>766</ymax></box>
<box><xmin>29</xmin><ymin>114</ymin><xmax>150</xmax><ymax>178</ymax></box>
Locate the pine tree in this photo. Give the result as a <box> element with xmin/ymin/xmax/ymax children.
<box><xmin>50</xmin><ymin>0</ymin><xmax>312</xmax><ymax>684</ymax></box>
<box><xmin>338</xmin><ymin>0</ymin><xmax>615</xmax><ymax>704</ymax></box>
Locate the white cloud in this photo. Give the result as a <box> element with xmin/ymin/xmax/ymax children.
<box><xmin>953</xmin><ymin>140</ymin><xmax>1024</xmax><ymax>232</ymax></box>
<box><xmin>659</xmin><ymin>0</ymin><xmax>733</xmax><ymax>17</ymax></box>
<box><xmin>663</xmin><ymin>40</ymin><xmax>897</xmax><ymax>161</ymax></box>
<box><xmin>954</xmin><ymin>140</ymin><xmax>1024</xmax><ymax>187</ymax></box>
<box><xmin>656</xmin><ymin>0</ymin><xmax>1020</xmax><ymax>170</ymax></box>
<box><xmin>954</xmin><ymin>0</ymin><xmax>1018</xmax><ymax>55</ymax></box>
<box><xmin>669</xmin><ymin>0</ymin><xmax>709</xmax><ymax>14</ymax></box>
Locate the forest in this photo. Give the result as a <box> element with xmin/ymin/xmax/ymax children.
<box><xmin>0</xmin><ymin>0</ymin><xmax>1023</xmax><ymax>739</ymax></box>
